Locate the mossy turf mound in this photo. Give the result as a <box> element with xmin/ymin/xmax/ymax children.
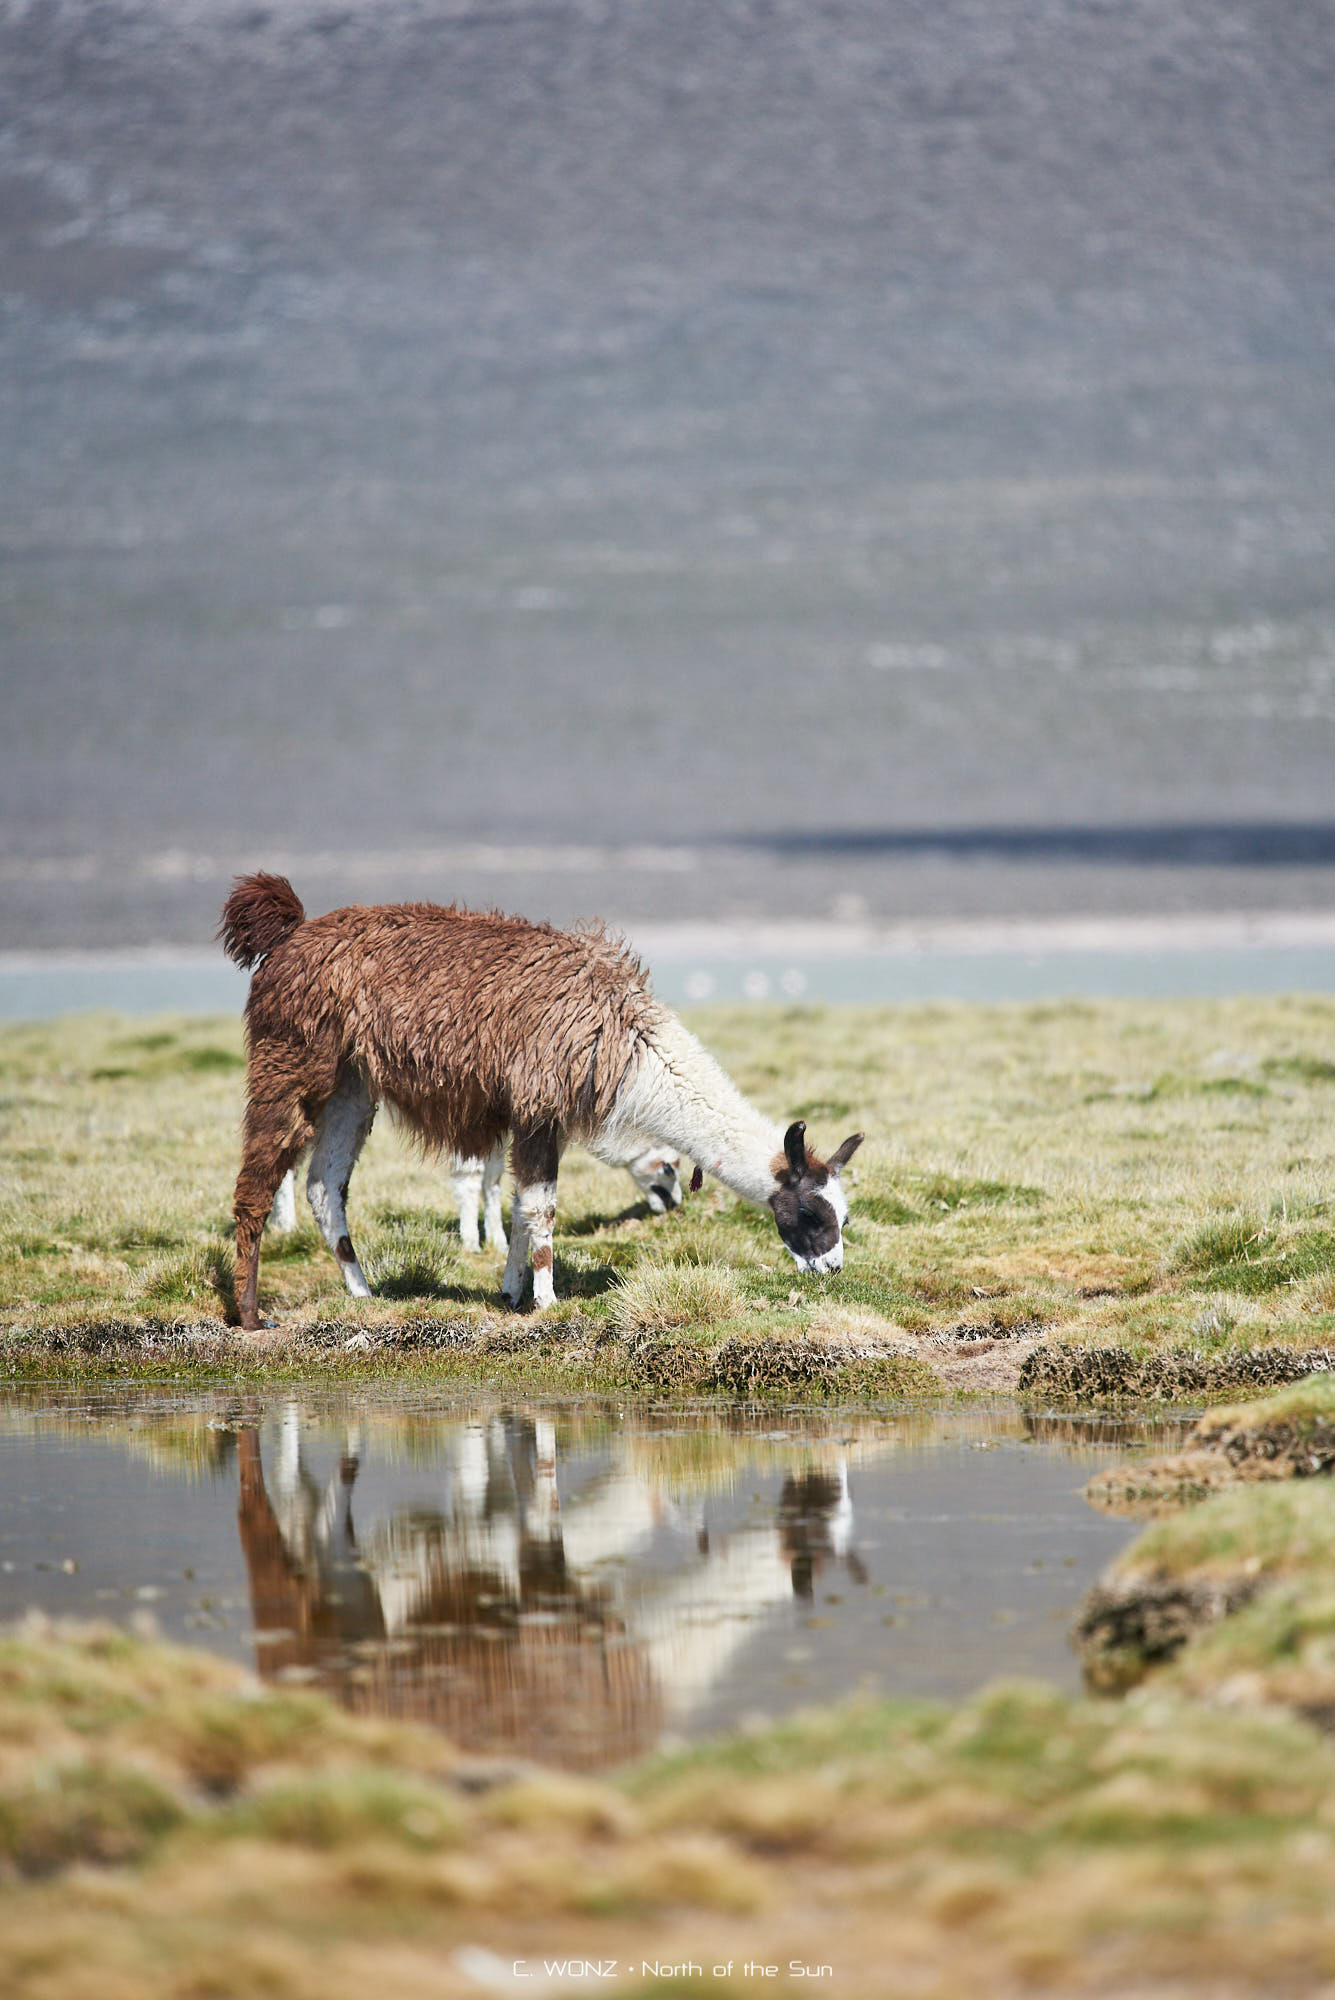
<box><xmin>1076</xmin><ymin>1478</ymin><xmax>1335</xmax><ymax>1706</ymax></box>
<box><xmin>1192</xmin><ymin>1372</ymin><xmax>1335</xmax><ymax>1475</ymax></box>
<box><xmin>1086</xmin><ymin>1374</ymin><xmax>1335</xmax><ymax>1515</ymax></box>
<box><xmin>1076</xmin><ymin>1572</ymin><xmax>1261</xmax><ymax>1692</ymax></box>
<box><xmin>0</xmin><ymin>1315</ymin><xmax>936</xmax><ymax>1398</ymax></box>
<box><xmin>706</xmin><ymin>1333</ymin><xmax>935</xmax><ymax>1398</ymax></box>
<box><xmin>1084</xmin><ymin>1449</ymin><xmax>1240</xmax><ymax>1514</ymax></box>
<box><xmin>1020</xmin><ymin>1340</ymin><xmax>1335</xmax><ymax>1403</ymax></box>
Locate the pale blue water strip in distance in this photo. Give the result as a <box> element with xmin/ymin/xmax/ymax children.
<box><xmin>2</xmin><ymin>947</ymin><xmax>1334</xmax><ymax>1021</ymax></box>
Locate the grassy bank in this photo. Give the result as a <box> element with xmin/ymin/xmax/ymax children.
<box><xmin>5</xmin><ymin>1616</ymin><xmax>1335</xmax><ymax>1998</ymax></box>
<box><xmin>1086</xmin><ymin>1374</ymin><xmax>1335</xmax><ymax>1512</ymax></box>
<box><xmin>5</xmin><ymin>997</ymin><xmax>1335</xmax><ymax>1394</ymax></box>
<box><xmin>1077</xmin><ymin>1378</ymin><xmax>1335</xmax><ymax>1722</ymax></box>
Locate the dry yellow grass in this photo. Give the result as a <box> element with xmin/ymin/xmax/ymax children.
<box><xmin>608</xmin><ymin>1258</ymin><xmax>751</xmax><ymax>1336</ymax></box>
<box><xmin>5</xmin><ymin>1617</ymin><xmax>1335</xmax><ymax>1998</ymax></box>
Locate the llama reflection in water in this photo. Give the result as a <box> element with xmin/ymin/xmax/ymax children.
<box><xmin>778</xmin><ymin>1467</ymin><xmax>869</xmax><ymax>1601</ymax></box>
<box><xmin>235</xmin><ymin>1406</ymin><xmax>869</xmax><ymax>1769</ymax></box>
<box><xmin>237</xmin><ymin>1407</ymin><xmax>659</xmax><ymax>1769</ymax></box>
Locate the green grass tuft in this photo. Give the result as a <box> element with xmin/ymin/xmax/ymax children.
<box><xmin>1264</xmin><ymin>1055</ymin><xmax>1335</xmax><ymax>1085</ymax></box>
<box><xmin>1172</xmin><ymin>1214</ymin><xmax>1335</xmax><ymax>1295</ymax></box>
<box><xmin>609</xmin><ymin>1259</ymin><xmax>750</xmax><ymax>1336</ymax></box>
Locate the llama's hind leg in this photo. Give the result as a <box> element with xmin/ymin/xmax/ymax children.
<box><xmin>306</xmin><ymin>1069</ymin><xmax>377</xmax><ymax>1298</ymax></box>
<box><xmin>504</xmin><ymin>1124</ymin><xmax>562</xmax><ymax>1310</ymax></box>
<box><xmin>235</xmin><ymin>1092</ymin><xmax>319</xmax><ymax>1333</ymax></box>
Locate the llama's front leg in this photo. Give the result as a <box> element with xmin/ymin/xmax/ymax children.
<box><xmin>451</xmin><ymin>1156</ymin><xmax>485</xmax><ymax>1252</ymax></box>
<box><xmin>306</xmin><ymin>1069</ymin><xmax>377</xmax><ymax>1298</ymax></box>
<box><xmin>481</xmin><ymin>1145</ymin><xmax>508</xmax><ymax>1252</ymax></box>
<box><xmin>500</xmin><ymin>1201</ymin><xmax>530</xmax><ymax>1308</ymax></box>
<box><xmin>504</xmin><ymin>1124</ymin><xmax>561</xmax><ymax>1309</ymax></box>
<box><xmin>520</xmin><ymin>1183</ymin><xmax>559</xmax><ymax>1309</ymax></box>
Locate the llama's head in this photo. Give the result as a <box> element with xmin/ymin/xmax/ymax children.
<box><xmin>768</xmin><ymin>1122</ymin><xmax>863</xmax><ymax>1273</ymax></box>
<box><xmin>626</xmin><ymin>1145</ymin><xmax>684</xmax><ymax>1214</ymax></box>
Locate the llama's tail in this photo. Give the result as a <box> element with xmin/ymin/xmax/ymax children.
<box><xmin>218</xmin><ymin>873</ymin><xmax>306</xmax><ymax>968</ymax></box>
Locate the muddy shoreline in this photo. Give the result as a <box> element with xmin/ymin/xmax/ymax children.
<box><xmin>11</xmin><ymin>1315</ymin><xmax>1335</xmax><ymax>1407</ymax></box>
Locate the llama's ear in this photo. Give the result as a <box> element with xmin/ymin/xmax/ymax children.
<box><xmin>783</xmin><ymin>1121</ymin><xmax>809</xmax><ymax>1178</ymax></box>
<box><xmin>827</xmin><ymin>1132</ymin><xmax>864</xmax><ymax>1173</ymax></box>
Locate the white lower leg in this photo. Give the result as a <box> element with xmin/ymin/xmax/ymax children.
<box><xmin>501</xmin><ymin>1202</ymin><xmax>530</xmax><ymax>1307</ymax></box>
<box><xmin>307</xmin><ymin>1072</ymin><xmax>376</xmax><ymax>1299</ymax></box>
<box><xmin>528</xmin><ymin>1416</ymin><xmax>559</xmax><ymax>1539</ymax></box>
<box><xmin>452</xmin><ymin>1157</ymin><xmax>484</xmax><ymax>1252</ymax></box>
<box><xmin>277</xmin><ymin>1399</ymin><xmax>302</xmax><ymax>1494</ymax></box>
<box><xmin>482</xmin><ymin>1146</ymin><xmax>508</xmax><ymax>1251</ymax></box>
<box><xmin>517</xmin><ymin>1179</ymin><xmax>558</xmax><ymax>1310</ymax></box>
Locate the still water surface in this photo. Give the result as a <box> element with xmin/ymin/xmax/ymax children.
<box><xmin>0</xmin><ymin>1390</ymin><xmax>1185</xmax><ymax>1771</ymax></box>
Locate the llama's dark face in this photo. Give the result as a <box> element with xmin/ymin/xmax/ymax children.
<box><xmin>768</xmin><ymin>1122</ymin><xmax>863</xmax><ymax>1274</ymax></box>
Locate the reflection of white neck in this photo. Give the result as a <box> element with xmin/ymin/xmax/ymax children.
<box><xmin>559</xmin><ymin>1451</ymin><xmax>856</xmax><ymax>1726</ymax></box>
<box><xmin>557</xmin><ymin>1469</ymin><xmax>668</xmax><ymax>1569</ymax></box>
<box><xmin>627</xmin><ymin>1525</ymin><xmax>799</xmax><ymax>1723</ymax></box>
<box><xmin>612</xmin><ymin>1012</ymin><xmax>783</xmax><ymax>1204</ymax></box>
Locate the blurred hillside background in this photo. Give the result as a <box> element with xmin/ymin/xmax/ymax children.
<box><xmin>3</xmin><ymin>0</ymin><xmax>1334</xmax><ymax>950</ymax></box>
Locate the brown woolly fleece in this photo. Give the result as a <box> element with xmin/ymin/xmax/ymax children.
<box><xmin>220</xmin><ymin>875</ymin><xmax>665</xmax><ymax>1327</ymax></box>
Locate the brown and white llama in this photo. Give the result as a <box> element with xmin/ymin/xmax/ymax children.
<box><xmin>221</xmin><ymin>874</ymin><xmax>861</xmax><ymax>1331</ymax></box>
<box><xmin>267</xmin><ymin>1130</ymin><xmax>682</xmax><ymax>1252</ymax></box>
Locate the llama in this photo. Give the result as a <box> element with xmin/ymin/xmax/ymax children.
<box><xmin>221</xmin><ymin>874</ymin><xmax>861</xmax><ymax>1331</ymax></box>
<box><xmin>267</xmin><ymin>1131</ymin><xmax>682</xmax><ymax>1253</ymax></box>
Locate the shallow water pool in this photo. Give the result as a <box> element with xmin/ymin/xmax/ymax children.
<box><xmin>0</xmin><ymin>1389</ymin><xmax>1187</xmax><ymax>1770</ymax></box>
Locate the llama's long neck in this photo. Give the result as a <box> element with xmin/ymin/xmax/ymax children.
<box><xmin>609</xmin><ymin>1011</ymin><xmax>783</xmax><ymax>1207</ymax></box>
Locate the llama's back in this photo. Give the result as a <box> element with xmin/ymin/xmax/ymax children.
<box><xmin>246</xmin><ymin>899</ymin><xmax>664</xmax><ymax>1151</ymax></box>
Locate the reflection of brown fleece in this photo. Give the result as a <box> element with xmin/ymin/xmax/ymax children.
<box><xmin>235</xmin><ymin>1426</ymin><xmax>315</xmax><ymax>1675</ymax></box>
<box><xmin>236</xmin><ymin>1428</ymin><xmax>389</xmax><ymax>1685</ymax></box>
<box><xmin>233</xmin><ymin>1424</ymin><xmax>662</xmax><ymax>1770</ymax></box>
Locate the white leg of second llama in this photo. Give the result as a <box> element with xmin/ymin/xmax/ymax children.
<box><xmin>451</xmin><ymin>1158</ymin><xmax>485</xmax><ymax>1252</ymax></box>
<box><xmin>268</xmin><ymin>1173</ymin><xmax>298</xmax><ymax>1234</ymax></box>
<box><xmin>450</xmin><ymin>1146</ymin><xmax>509</xmax><ymax>1252</ymax></box>
<box><xmin>481</xmin><ymin>1147</ymin><xmax>508</xmax><ymax>1251</ymax></box>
